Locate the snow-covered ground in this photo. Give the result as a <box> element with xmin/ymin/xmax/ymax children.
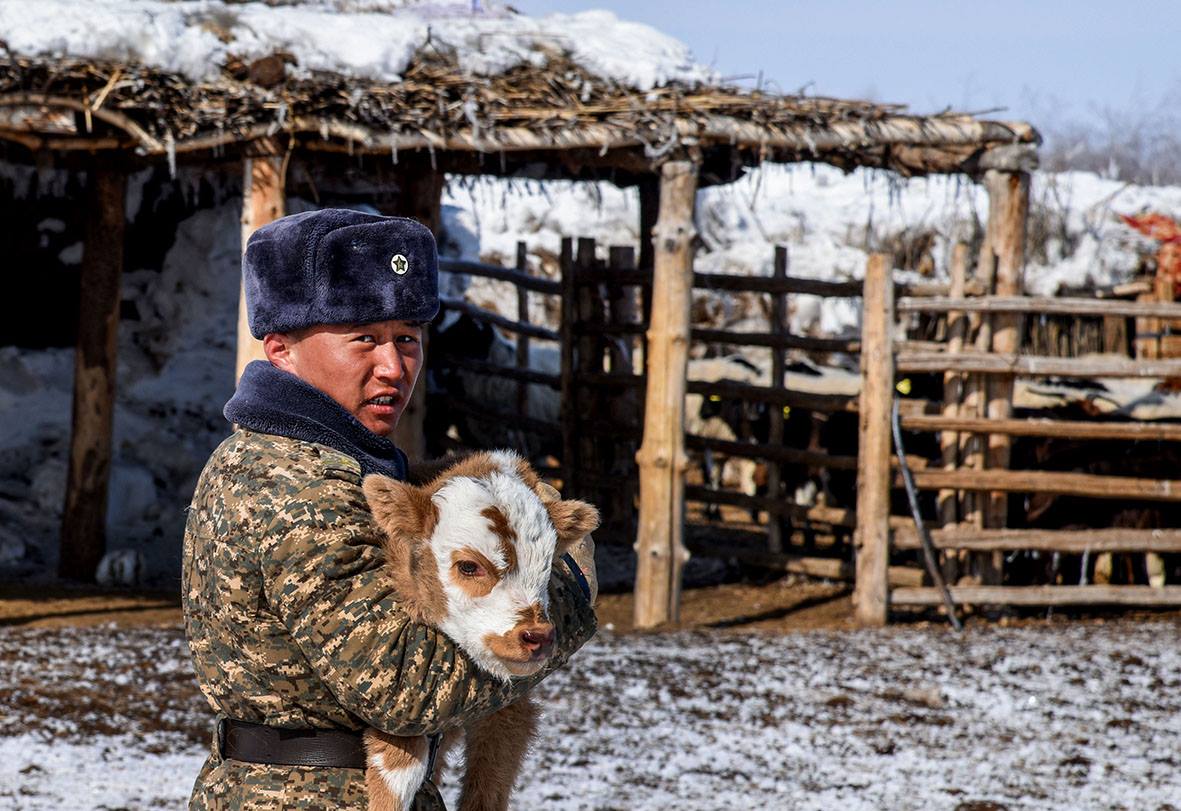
<box><xmin>1</xmin><ymin>619</ymin><xmax>1179</xmax><ymax>810</ymax></box>
<box><xmin>1</xmin><ymin>164</ymin><xmax>1179</xmax><ymax>583</ymax></box>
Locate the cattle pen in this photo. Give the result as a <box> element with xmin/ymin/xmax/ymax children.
<box><xmin>13</xmin><ymin>2</ymin><xmax>1181</xmax><ymax>629</ymax></box>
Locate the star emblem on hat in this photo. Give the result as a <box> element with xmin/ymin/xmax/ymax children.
<box><xmin>391</xmin><ymin>254</ymin><xmax>409</xmax><ymax>275</ymax></box>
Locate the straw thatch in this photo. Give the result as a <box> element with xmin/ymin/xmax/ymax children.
<box><xmin>0</xmin><ymin>44</ymin><xmax>1038</xmax><ymax>178</ymax></box>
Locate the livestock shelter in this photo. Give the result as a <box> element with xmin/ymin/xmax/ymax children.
<box><xmin>14</xmin><ymin>1</ymin><xmax>1167</xmax><ymax>630</ymax></box>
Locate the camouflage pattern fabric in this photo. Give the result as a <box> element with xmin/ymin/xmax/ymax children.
<box><xmin>183</xmin><ymin>430</ymin><xmax>596</xmax><ymax>810</ymax></box>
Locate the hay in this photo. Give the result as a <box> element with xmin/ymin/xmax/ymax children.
<box><xmin>0</xmin><ymin>50</ymin><xmax>1039</xmax><ymax>175</ymax></box>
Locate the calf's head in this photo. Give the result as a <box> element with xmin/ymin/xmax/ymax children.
<box><xmin>363</xmin><ymin>451</ymin><xmax>598</xmax><ymax>680</ymax></box>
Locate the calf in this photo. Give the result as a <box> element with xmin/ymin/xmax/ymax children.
<box><xmin>361</xmin><ymin>451</ymin><xmax>599</xmax><ymax>811</ymax></box>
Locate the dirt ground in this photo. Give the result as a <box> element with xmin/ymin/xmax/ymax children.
<box><xmin>0</xmin><ymin>576</ymin><xmax>857</xmax><ymax>632</ymax></box>
<box><xmin>3</xmin><ymin>575</ymin><xmax>1178</xmax><ymax>633</ymax></box>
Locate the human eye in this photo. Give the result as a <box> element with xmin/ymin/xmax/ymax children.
<box><xmin>353</xmin><ymin>334</ymin><xmax>376</xmax><ymax>344</ymax></box>
<box><xmin>396</xmin><ymin>333</ymin><xmax>420</xmax><ymax>345</ymax></box>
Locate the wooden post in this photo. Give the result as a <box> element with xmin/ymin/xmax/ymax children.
<box><xmin>236</xmin><ymin>156</ymin><xmax>286</xmax><ymax>383</ymax></box>
<box><xmin>558</xmin><ymin>238</ymin><xmax>578</xmax><ymax>495</ymax></box>
<box><xmin>515</xmin><ymin>242</ymin><xmax>530</xmax><ymax>420</ymax></box>
<box><xmin>391</xmin><ymin>158</ymin><xmax>444</xmax><ymax>461</ymax></box>
<box><xmin>766</xmin><ymin>245</ymin><xmax>789</xmax><ymax>553</ymax></box>
<box><xmin>939</xmin><ymin>243</ymin><xmax>969</xmax><ymax>585</ymax></box>
<box><xmin>938</xmin><ymin>243</ymin><xmax>969</xmax><ymax>528</ymax></box>
<box><xmin>634</xmin><ymin>161</ymin><xmax>697</xmax><ymax>629</ymax></box>
<box><xmin>59</xmin><ymin>166</ymin><xmax>126</xmax><ymax>581</ymax></box>
<box><xmin>853</xmin><ymin>252</ymin><xmax>895</xmax><ymax>627</ymax></box>
<box><xmin>984</xmin><ymin>171</ymin><xmax>1029</xmax><ymax>539</ymax></box>
<box><xmin>637</xmin><ymin>175</ymin><xmax>659</xmax><ymax>323</ymax></box>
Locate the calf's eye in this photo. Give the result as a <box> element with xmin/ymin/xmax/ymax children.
<box><xmin>456</xmin><ymin>560</ymin><xmax>484</xmax><ymax>577</ymax></box>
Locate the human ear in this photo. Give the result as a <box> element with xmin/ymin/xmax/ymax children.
<box><xmin>263</xmin><ymin>332</ymin><xmax>298</xmax><ymax>372</ymax></box>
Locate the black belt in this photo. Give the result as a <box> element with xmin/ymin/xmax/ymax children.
<box><xmin>218</xmin><ymin>718</ymin><xmax>367</xmax><ymax>770</ymax></box>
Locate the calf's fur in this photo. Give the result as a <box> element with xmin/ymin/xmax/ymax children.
<box><xmin>361</xmin><ymin>451</ymin><xmax>598</xmax><ymax>811</ymax></box>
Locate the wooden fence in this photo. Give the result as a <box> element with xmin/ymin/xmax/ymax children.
<box><xmin>433</xmin><ymin>231</ymin><xmax>1181</xmax><ymax>627</ymax></box>
<box><xmin>855</xmin><ymin>249</ymin><xmax>1181</xmax><ymax>623</ymax></box>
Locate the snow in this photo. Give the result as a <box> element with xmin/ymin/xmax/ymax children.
<box><xmin>0</xmin><ymin>1</ymin><xmax>713</xmax><ymax>91</ymax></box>
<box><xmin>1</xmin><ymin>620</ymin><xmax>1180</xmax><ymax>809</ymax></box>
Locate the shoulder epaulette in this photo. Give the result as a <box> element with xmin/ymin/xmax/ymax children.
<box><xmin>316</xmin><ymin>447</ymin><xmax>363</xmax><ymax>483</ymax></box>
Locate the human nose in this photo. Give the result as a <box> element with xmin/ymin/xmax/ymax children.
<box><xmin>372</xmin><ymin>343</ymin><xmax>405</xmax><ymax>382</ymax></box>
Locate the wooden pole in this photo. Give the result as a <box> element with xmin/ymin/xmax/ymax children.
<box><xmin>515</xmin><ymin>242</ymin><xmax>530</xmax><ymax>420</ymax></box>
<box><xmin>59</xmin><ymin>166</ymin><xmax>126</xmax><ymax>581</ymax></box>
<box><xmin>938</xmin><ymin>242</ymin><xmax>969</xmax><ymax>585</ymax></box>
<box><xmin>558</xmin><ymin>238</ymin><xmax>579</xmax><ymax>495</ymax></box>
<box><xmin>853</xmin><ymin>252</ymin><xmax>895</xmax><ymax>627</ymax></box>
<box><xmin>766</xmin><ymin>245</ymin><xmax>789</xmax><ymax>553</ymax></box>
<box><xmin>391</xmin><ymin>158</ymin><xmax>444</xmax><ymax>461</ymax></box>
<box><xmin>634</xmin><ymin>161</ymin><xmax>697</xmax><ymax>629</ymax></box>
<box><xmin>938</xmin><ymin>243</ymin><xmax>969</xmax><ymax>528</ymax></box>
<box><xmin>236</xmin><ymin>156</ymin><xmax>286</xmax><ymax>383</ymax></box>
<box><xmin>984</xmin><ymin>171</ymin><xmax>1029</xmax><ymax>541</ymax></box>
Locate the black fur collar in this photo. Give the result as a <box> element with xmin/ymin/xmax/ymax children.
<box><xmin>224</xmin><ymin>361</ymin><xmax>407</xmax><ymax>480</ymax></box>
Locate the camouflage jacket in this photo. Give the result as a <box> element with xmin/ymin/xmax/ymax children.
<box><xmin>182</xmin><ymin>430</ymin><xmax>597</xmax><ymax>810</ymax></box>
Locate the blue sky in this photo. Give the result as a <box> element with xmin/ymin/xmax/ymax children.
<box><xmin>514</xmin><ymin>1</ymin><xmax>1180</xmax><ymax>129</ymax></box>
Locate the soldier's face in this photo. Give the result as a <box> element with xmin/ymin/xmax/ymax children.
<box><xmin>264</xmin><ymin>319</ymin><xmax>424</xmax><ymax>436</ymax></box>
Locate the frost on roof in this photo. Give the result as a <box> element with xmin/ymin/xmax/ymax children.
<box><xmin>0</xmin><ymin>0</ymin><xmax>715</xmax><ymax>91</ymax></box>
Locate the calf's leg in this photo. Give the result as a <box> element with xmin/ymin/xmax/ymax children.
<box><xmin>458</xmin><ymin>697</ymin><xmax>539</xmax><ymax>811</ymax></box>
<box><xmin>365</xmin><ymin>730</ymin><xmax>430</xmax><ymax>811</ymax></box>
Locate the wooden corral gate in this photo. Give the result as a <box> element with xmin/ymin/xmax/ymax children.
<box><xmin>855</xmin><ymin>248</ymin><xmax>1181</xmax><ymax>623</ymax></box>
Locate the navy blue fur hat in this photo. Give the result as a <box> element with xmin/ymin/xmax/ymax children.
<box><xmin>243</xmin><ymin>208</ymin><xmax>440</xmax><ymax>338</ymax></box>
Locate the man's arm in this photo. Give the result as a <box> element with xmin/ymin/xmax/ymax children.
<box><xmin>259</xmin><ymin>474</ymin><xmax>596</xmax><ymax>737</ymax></box>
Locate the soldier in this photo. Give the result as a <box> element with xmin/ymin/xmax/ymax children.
<box><xmin>183</xmin><ymin>209</ymin><xmax>597</xmax><ymax>810</ymax></box>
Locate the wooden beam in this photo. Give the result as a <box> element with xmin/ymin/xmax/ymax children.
<box><xmin>901</xmin><ymin>415</ymin><xmax>1181</xmax><ymax>442</ymax></box>
<box><xmin>906</xmin><ymin>468</ymin><xmax>1181</xmax><ymax>501</ymax></box>
<box><xmin>634</xmin><ymin>160</ymin><xmax>697</xmax><ymax>629</ymax></box>
<box><xmin>984</xmin><ymin>171</ymin><xmax>1029</xmax><ymax>537</ymax></box>
<box><xmin>766</xmin><ymin>245</ymin><xmax>788</xmax><ymax>553</ymax></box>
<box><xmin>390</xmin><ymin>157</ymin><xmax>444</xmax><ymax>462</ymax></box>
<box><xmin>892</xmin><ymin>585</ymin><xmax>1181</xmax><ymax>607</ymax></box>
<box><xmin>896</xmin><ymin>350</ymin><xmax>1181</xmax><ymax>378</ymax></box>
<box><xmin>60</xmin><ymin>166</ymin><xmax>126</xmax><ymax>582</ymax></box>
<box><xmin>236</xmin><ymin>157</ymin><xmax>286</xmax><ymax>383</ymax></box>
<box><xmin>938</xmin><ymin>243</ymin><xmax>969</xmax><ymax>530</ymax></box>
<box><xmin>893</xmin><ymin>527</ymin><xmax>1181</xmax><ymax>553</ymax></box>
<box><xmin>898</xmin><ymin>295</ymin><xmax>1181</xmax><ymax>319</ymax></box>
<box><xmin>853</xmin><ymin>253</ymin><xmax>895</xmax><ymax>627</ymax></box>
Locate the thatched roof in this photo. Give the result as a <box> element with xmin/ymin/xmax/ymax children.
<box><xmin>0</xmin><ymin>2</ymin><xmax>1039</xmax><ymax>180</ymax></box>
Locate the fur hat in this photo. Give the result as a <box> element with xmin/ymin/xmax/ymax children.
<box><xmin>243</xmin><ymin>208</ymin><xmax>439</xmax><ymax>338</ymax></box>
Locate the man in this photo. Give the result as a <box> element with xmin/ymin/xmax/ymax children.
<box><xmin>183</xmin><ymin>209</ymin><xmax>597</xmax><ymax>809</ymax></box>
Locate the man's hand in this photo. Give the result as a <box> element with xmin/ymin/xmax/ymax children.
<box><xmin>535</xmin><ymin>482</ymin><xmax>599</xmax><ymax>605</ymax></box>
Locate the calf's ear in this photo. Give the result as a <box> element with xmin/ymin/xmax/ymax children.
<box><xmin>362</xmin><ymin>474</ymin><xmax>437</xmax><ymax>541</ymax></box>
<box><xmin>547</xmin><ymin>498</ymin><xmax>600</xmax><ymax>552</ymax></box>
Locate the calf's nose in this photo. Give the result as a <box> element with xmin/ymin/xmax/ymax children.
<box><xmin>519</xmin><ymin>624</ymin><xmax>555</xmax><ymax>656</ymax></box>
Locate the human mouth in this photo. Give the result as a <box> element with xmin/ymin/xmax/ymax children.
<box><xmin>362</xmin><ymin>393</ymin><xmax>401</xmax><ymax>415</ymax></box>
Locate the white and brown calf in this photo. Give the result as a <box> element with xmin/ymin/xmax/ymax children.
<box><xmin>361</xmin><ymin>450</ymin><xmax>598</xmax><ymax>811</ymax></box>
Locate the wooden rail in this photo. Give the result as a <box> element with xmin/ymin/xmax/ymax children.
<box><xmin>892</xmin><ymin>527</ymin><xmax>1181</xmax><ymax>552</ymax></box>
<box><xmin>439</xmin><ymin>258</ymin><xmax>562</xmax><ymax>295</ymax></box>
<box><xmin>905</xmin><ymin>468</ymin><xmax>1181</xmax><ymax>501</ymax></box>
<box><xmin>438</xmin><ymin>296</ymin><xmax>560</xmax><ymax>341</ymax></box>
<box><xmin>892</xmin><ymin>585</ymin><xmax>1181</xmax><ymax>607</ymax></box>
<box><xmin>897</xmin><ymin>350</ymin><xmax>1181</xmax><ymax>378</ymax></box>
<box><xmin>686</xmin><ymin>379</ymin><xmax>859</xmax><ymax>413</ymax></box>
<box><xmin>691</xmin><ymin>327</ymin><xmax>860</xmax><ymax>354</ymax></box>
<box><xmin>900</xmin><ymin>414</ymin><xmax>1181</xmax><ymax>442</ymax></box>
<box><xmin>898</xmin><ymin>295</ymin><xmax>1181</xmax><ymax>320</ymax></box>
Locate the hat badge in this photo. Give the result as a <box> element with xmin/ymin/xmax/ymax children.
<box><xmin>391</xmin><ymin>254</ymin><xmax>409</xmax><ymax>275</ymax></box>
